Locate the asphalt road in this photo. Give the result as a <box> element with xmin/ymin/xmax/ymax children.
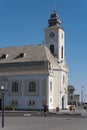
<box><xmin>0</xmin><ymin>116</ymin><xmax>87</xmax><ymax>130</ymax></box>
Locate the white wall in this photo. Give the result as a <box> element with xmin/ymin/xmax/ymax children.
<box><xmin>5</xmin><ymin>74</ymin><xmax>47</xmax><ymax>110</ymax></box>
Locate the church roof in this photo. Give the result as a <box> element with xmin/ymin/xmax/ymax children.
<box><xmin>0</xmin><ymin>44</ymin><xmax>58</xmax><ymax>65</ymax></box>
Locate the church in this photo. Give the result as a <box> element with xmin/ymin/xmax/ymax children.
<box><xmin>0</xmin><ymin>11</ymin><xmax>68</xmax><ymax>111</ymax></box>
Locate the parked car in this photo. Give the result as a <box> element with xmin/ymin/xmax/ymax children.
<box><xmin>84</xmin><ymin>103</ymin><xmax>87</xmax><ymax>109</ymax></box>
<box><xmin>84</xmin><ymin>105</ymin><xmax>87</xmax><ymax>109</ymax></box>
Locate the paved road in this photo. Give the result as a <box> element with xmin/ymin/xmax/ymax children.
<box><xmin>0</xmin><ymin>116</ymin><xmax>87</xmax><ymax>130</ymax></box>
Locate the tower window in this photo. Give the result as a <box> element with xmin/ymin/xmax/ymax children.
<box><xmin>61</xmin><ymin>46</ymin><xmax>63</xmax><ymax>58</ymax></box>
<box><xmin>50</xmin><ymin>45</ymin><xmax>54</xmax><ymax>54</ymax></box>
<box><xmin>50</xmin><ymin>81</ymin><xmax>52</xmax><ymax>91</ymax></box>
<box><xmin>50</xmin><ymin>98</ymin><xmax>52</xmax><ymax>103</ymax></box>
<box><xmin>61</xmin><ymin>33</ymin><xmax>63</xmax><ymax>39</ymax></box>
<box><xmin>63</xmin><ymin>76</ymin><xmax>65</xmax><ymax>84</ymax></box>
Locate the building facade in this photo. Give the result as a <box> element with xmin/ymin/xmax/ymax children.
<box><xmin>74</xmin><ymin>94</ymin><xmax>80</xmax><ymax>107</ymax></box>
<box><xmin>68</xmin><ymin>85</ymin><xmax>75</xmax><ymax>105</ymax></box>
<box><xmin>0</xmin><ymin>11</ymin><xmax>68</xmax><ymax>111</ymax></box>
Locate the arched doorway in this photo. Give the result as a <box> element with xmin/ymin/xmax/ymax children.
<box><xmin>62</xmin><ymin>96</ymin><xmax>65</xmax><ymax>110</ymax></box>
<box><xmin>0</xmin><ymin>98</ymin><xmax>2</xmax><ymax>110</ymax></box>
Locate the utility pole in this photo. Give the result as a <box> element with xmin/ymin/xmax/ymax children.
<box><xmin>1</xmin><ymin>86</ymin><xmax>5</xmax><ymax>128</ymax></box>
<box><xmin>81</xmin><ymin>86</ymin><xmax>84</xmax><ymax>108</ymax></box>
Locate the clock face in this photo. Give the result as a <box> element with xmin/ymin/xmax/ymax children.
<box><xmin>49</xmin><ymin>32</ymin><xmax>55</xmax><ymax>38</ymax></box>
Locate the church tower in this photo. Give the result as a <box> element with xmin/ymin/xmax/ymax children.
<box><xmin>45</xmin><ymin>11</ymin><xmax>68</xmax><ymax>109</ymax></box>
<box><xmin>45</xmin><ymin>10</ymin><xmax>65</xmax><ymax>62</ymax></box>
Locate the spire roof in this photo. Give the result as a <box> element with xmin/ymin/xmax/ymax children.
<box><xmin>48</xmin><ymin>11</ymin><xmax>61</xmax><ymax>27</ymax></box>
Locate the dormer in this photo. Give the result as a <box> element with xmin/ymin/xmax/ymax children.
<box><xmin>0</xmin><ymin>54</ymin><xmax>9</xmax><ymax>59</ymax></box>
<box><xmin>14</xmin><ymin>53</ymin><xmax>26</xmax><ymax>59</ymax></box>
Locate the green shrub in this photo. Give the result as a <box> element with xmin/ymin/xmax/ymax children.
<box><xmin>5</xmin><ymin>105</ymin><xmax>13</xmax><ymax>111</ymax></box>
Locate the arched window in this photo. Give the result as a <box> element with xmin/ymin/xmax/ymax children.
<box><xmin>50</xmin><ymin>81</ymin><xmax>52</xmax><ymax>91</ymax></box>
<box><xmin>63</xmin><ymin>76</ymin><xmax>65</xmax><ymax>84</ymax></box>
<box><xmin>50</xmin><ymin>45</ymin><xmax>54</xmax><ymax>54</ymax></box>
<box><xmin>12</xmin><ymin>82</ymin><xmax>18</xmax><ymax>92</ymax></box>
<box><xmin>61</xmin><ymin>46</ymin><xmax>63</xmax><ymax>58</ymax></box>
<box><xmin>29</xmin><ymin>81</ymin><xmax>36</xmax><ymax>92</ymax></box>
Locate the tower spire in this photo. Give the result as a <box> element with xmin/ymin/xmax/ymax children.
<box><xmin>48</xmin><ymin>10</ymin><xmax>61</xmax><ymax>27</ymax></box>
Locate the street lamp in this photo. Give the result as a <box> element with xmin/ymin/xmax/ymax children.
<box><xmin>81</xmin><ymin>86</ymin><xmax>84</xmax><ymax>108</ymax></box>
<box><xmin>1</xmin><ymin>85</ymin><xmax>5</xmax><ymax>128</ymax></box>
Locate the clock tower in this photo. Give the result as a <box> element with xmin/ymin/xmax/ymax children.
<box><xmin>45</xmin><ymin>11</ymin><xmax>65</xmax><ymax>62</ymax></box>
<box><xmin>45</xmin><ymin>11</ymin><xmax>68</xmax><ymax>109</ymax></box>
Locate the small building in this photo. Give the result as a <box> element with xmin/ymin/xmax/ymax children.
<box><xmin>74</xmin><ymin>94</ymin><xmax>80</xmax><ymax>106</ymax></box>
<box><xmin>68</xmin><ymin>85</ymin><xmax>75</xmax><ymax>105</ymax></box>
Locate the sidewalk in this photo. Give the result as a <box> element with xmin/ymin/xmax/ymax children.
<box><xmin>55</xmin><ymin>108</ymin><xmax>87</xmax><ymax>117</ymax></box>
<box><xmin>0</xmin><ymin>108</ymin><xmax>87</xmax><ymax>117</ymax></box>
<box><xmin>75</xmin><ymin>108</ymin><xmax>87</xmax><ymax>116</ymax></box>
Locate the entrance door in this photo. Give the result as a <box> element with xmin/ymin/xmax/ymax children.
<box><xmin>62</xmin><ymin>96</ymin><xmax>64</xmax><ymax>110</ymax></box>
<box><xmin>0</xmin><ymin>99</ymin><xmax>2</xmax><ymax>110</ymax></box>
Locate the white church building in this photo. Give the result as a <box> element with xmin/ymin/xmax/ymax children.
<box><xmin>0</xmin><ymin>11</ymin><xmax>68</xmax><ymax>111</ymax></box>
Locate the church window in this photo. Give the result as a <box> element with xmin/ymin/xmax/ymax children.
<box><xmin>11</xmin><ymin>100</ymin><xmax>18</xmax><ymax>106</ymax></box>
<box><xmin>29</xmin><ymin>100</ymin><xmax>35</xmax><ymax>106</ymax></box>
<box><xmin>61</xmin><ymin>46</ymin><xmax>63</xmax><ymax>58</ymax></box>
<box><xmin>61</xmin><ymin>33</ymin><xmax>63</xmax><ymax>39</ymax></box>
<box><xmin>29</xmin><ymin>101</ymin><xmax>32</xmax><ymax>105</ymax></box>
<box><xmin>12</xmin><ymin>82</ymin><xmax>18</xmax><ymax>92</ymax></box>
<box><xmin>63</xmin><ymin>76</ymin><xmax>65</xmax><ymax>84</ymax></box>
<box><xmin>29</xmin><ymin>81</ymin><xmax>36</xmax><ymax>92</ymax></box>
<box><xmin>32</xmin><ymin>101</ymin><xmax>35</xmax><ymax>105</ymax></box>
<box><xmin>50</xmin><ymin>45</ymin><xmax>54</xmax><ymax>54</ymax></box>
<box><xmin>50</xmin><ymin>81</ymin><xmax>52</xmax><ymax>91</ymax></box>
<box><xmin>50</xmin><ymin>97</ymin><xmax>52</xmax><ymax>103</ymax></box>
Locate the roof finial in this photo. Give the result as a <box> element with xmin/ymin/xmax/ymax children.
<box><xmin>53</xmin><ymin>3</ymin><xmax>56</xmax><ymax>13</ymax></box>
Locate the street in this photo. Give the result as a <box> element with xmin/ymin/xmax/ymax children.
<box><xmin>0</xmin><ymin>116</ymin><xmax>87</xmax><ymax>130</ymax></box>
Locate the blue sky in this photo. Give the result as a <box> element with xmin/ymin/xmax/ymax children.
<box><xmin>0</xmin><ymin>0</ymin><xmax>87</xmax><ymax>100</ymax></box>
